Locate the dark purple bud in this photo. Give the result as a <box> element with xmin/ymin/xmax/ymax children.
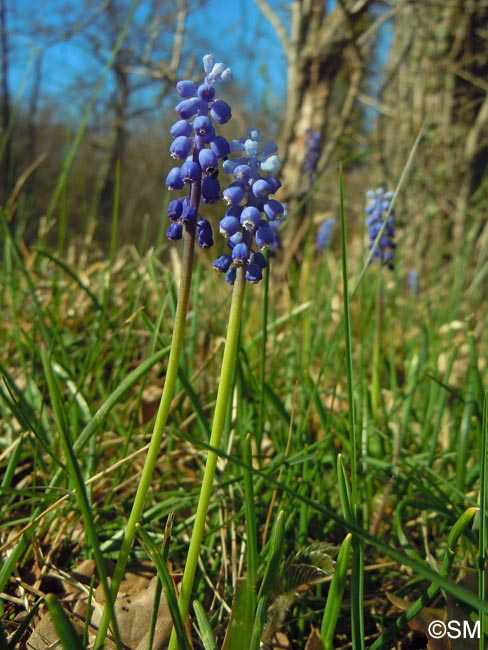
<box><xmin>181</xmin><ymin>202</ymin><xmax>197</xmax><ymax>225</ymax></box>
<box><xmin>240</xmin><ymin>206</ymin><xmax>261</xmax><ymax>231</ymax></box>
<box><xmin>232</xmin><ymin>242</ymin><xmax>250</xmax><ymax>265</ymax></box>
<box><xmin>170</xmin><ymin>119</ymin><xmax>192</xmax><ymax>138</ymax></box>
<box><xmin>223</xmin><ymin>182</ymin><xmax>245</xmax><ymax>205</ymax></box>
<box><xmin>175</xmin><ymin>98</ymin><xmax>201</xmax><ymax>120</ymax></box>
<box><xmin>197</xmin><ymin>219</ymin><xmax>214</xmax><ymax>248</ymax></box>
<box><xmin>252</xmin><ymin>178</ymin><xmax>272</xmax><ymax>198</ymax></box>
<box><xmin>255</xmin><ymin>225</ymin><xmax>275</xmax><ymax>249</ymax></box>
<box><xmin>194</xmin><ymin>116</ymin><xmax>214</xmax><ymax>137</ymax></box>
<box><xmin>252</xmin><ymin>251</ymin><xmax>267</xmax><ymax>269</ymax></box>
<box><xmin>246</xmin><ymin>260</ymin><xmax>263</xmax><ymax>283</ymax></box>
<box><xmin>198</xmin><ymin>149</ymin><xmax>218</xmax><ymax>173</ymax></box>
<box><xmin>167</xmin><ymin>221</ymin><xmax>183</xmax><ymax>240</ymax></box>
<box><xmin>170</xmin><ymin>135</ymin><xmax>192</xmax><ymax>159</ymax></box>
<box><xmin>210</xmin><ymin>135</ymin><xmax>230</xmax><ymax>158</ymax></box>
<box><xmin>228</xmin><ymin>232</ymin><xmax>243</xmax><ymax>248</ymax></box>
<box><xmin>225</xmin><ymin>267</ymin><xmax>237</xmax><ymax>285</ymax></box>
<box><xmin>176</xmin><ymin>80</ymin><xmax>197</xmax><ymax>98</ymax></box>
<box><xmin>166</xmin><ymin>167</ymin><xmax>184</xmax><ymax>190</ymax></box>
<box><xmin>201</xmin><ymin>175</ymin><xmax>220</xmax><ymax>203</ymax></box>
<box><xmin>265</xmin><ymin>175</ymin><xmax>282</xmax><ymax>193</ymax></box>
<box><xmin>210</xmin><ymin>99</ymin><xmax>232</xmax><ymax>124</ymax></box>
<box><xmin>224</xmin><ymin>205</ymin><xmax>243</xmax><ymax>220</ymax></box>
<box><xmin>198</xmin><ymin>83</ymin><xmax>215</xmax><ymax>101</ymax></box>
<box><xmin>213</xmin><ymin>254</ymin><xmax>232</xmax><ymax>273</ymax></box>
<box><xmin>167</xmin><ymin>199</ymin><xmax>183</xmax><ymax>220</ymax></box>
<box><xmin>219</xmin><ymin>215</ymin><xmax>240</xmax><ymax>237</ymax></box>
<box><xmin>263</xmin><ymin>199</ymin><xmax>284</xmax><ymax>221</ymax></box>
<box><xmin>181</xmin><ymin>160</ymin><xmax>201</xmax><ymax>184</ymax></box>
<box><xmin>233</xmin><ymin>165</ymin><xmax>252</xmax><ymax>183</ymax></box>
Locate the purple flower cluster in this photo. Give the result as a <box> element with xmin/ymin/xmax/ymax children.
<box><xmin>316</xmin><ymin>217</ymin><xmax>335</xmax><ymax>251</ymax></box>
<box><xmin>212</xmin><ymin>129</ymin><xmax>286</xmax><ymax>284</ymax></box>
<box><xmin>303</xmin><ymin>129</ymin><xmax>321</xmax><ymax>189</ymax></box>
<box><xmin>165</xmin><ymin>54</ymin><xmax>233</xmax><ymax>243</ymax></box>
<box><xmin>365</xmin><ymin>187</ymin><xmax>396</xmax><ymax>269</ymax></box>
<box><xmin>165</xmin><ymin>56</ymin><xmax>285</xmax><ymax>285</ymax></box>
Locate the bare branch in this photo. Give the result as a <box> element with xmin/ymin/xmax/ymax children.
<box><xmin>253</xmin><ymin>0</ymin><xmax>290</xmax><ymax>51</ymax></box>
<box><xmin>464</xmin><ymin>91</ymin><xmax>488</xmax><ymax>164</ymax></box>
<box><xmin>170</xmin><ymin>0</ymin><xmax>188</xmax><ymax>72</ymax></box>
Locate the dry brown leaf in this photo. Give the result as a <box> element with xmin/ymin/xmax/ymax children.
<box><xmin>27</xmin><ymin>561</ymin><xmax>173</xmax><ymax>650</ymax></box>
<box><xmin>304</xmin><ymin>626</ymin><xmax>324</xmax><ymax>650</ymax></box>
<box><xmin>386</xmin><ymin>592</ymin><xmax>450</xmax><ymax>650</ymax></box>
<box><xmin>92</xmin><ymin>565</ymin><xmax>173</xmax><ymax>650</ymax></box>
<box><xmin>446</xmin><ymin>569</ymin><xmax>486</xmax><ymax>650</ymax></box>
<box><xmin>270</xmin><ymin>629</ymin><xmax>292</xmax><ymax>649</ymax></box>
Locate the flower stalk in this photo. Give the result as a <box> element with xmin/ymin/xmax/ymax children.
<box><xmin>94</xmin><ymin>219</ymin><xmax>197</xmax><ymax>648</ymax></box>
<box><xmin>168</xmin><ymin>266</ymin><xmax>247</xmax><ymax>650</ymax></box>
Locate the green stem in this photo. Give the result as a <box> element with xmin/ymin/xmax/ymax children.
<box><xmin>371</xmin><ymin>274</ymin><xmax>383</xmax><ymax>418</ymax></box>
<box><xmin>93</xmin><ymin>217</ymin><xmax>197</xmax><ymax>649</ymax></box>
<box><xmin>257</xmin><ymin>251</ymin><xmax>270</xmax><ymax>451</ymax></box>
<box><xmin>168</xmin><ymin>267</ymin><xmax>247</xmax><ymax>650</ymax></box>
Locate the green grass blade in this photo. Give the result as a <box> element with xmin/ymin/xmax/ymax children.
<box><xmin>321</xmin><ymin>533</ymin><xmax>352</xmax><ymax>650</ymax></box>
<box><xmin>338</xmin><ymin>166</ymin><xmax>357</xmax><ymax>501</ymax></box>
<box><xmin>337</xmin><ymin>454</ymin><xmax>354</xmax><ymax>523</ymax></box>
<box><xmin>479</xmin><ymin>392</ymin><xmax>488</xmax><ymax>648</ymax></box>
<box><xmin>243</xmin><ymin>433</ymin><xmax>258</xmax><ymax>608</ymax></box>
<box><xmin>370</xmin><ymin>506</ymin><xmax>479</xmax><ymax>650</ymax></box>
<box><xmin>251</xmin><ymin>509</ymin><xmax>286</xmax><ymax>650</ymax></box>
<box><xmin>193</xmin><ymin>600</ymin><xmax>217</xmax><ymax>650</ymax></box>
<box><xmin>5</xmin><ymin>598</ymin><xmax>41</xmax><ymax>650</ymax></box>
<box><xmin>44</xmin><ymin>594</ymin><xmax>84</xmax><ymax>650</ymax></box>
<box><xmin>137</xmin><ymin>524</ymin><xmax>192</xmax><ymax>650</ymax></box>
<box><xmin>40</xmin><ymin>347</ymin><xmax>121</xmax><ymax>648</ymax></box>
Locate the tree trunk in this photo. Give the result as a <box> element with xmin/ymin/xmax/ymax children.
<box><xmin>97</xmin><ymin>49</ymin><xmax>130</xmax><ymax>237</ymax></box>
<box><xmin>0</xmin><ymin>0</ymin><xmax>14</xmax><ymax>204</ymax></box>
<box><xmin>378</xmin><ymin>0</ymin><xmax>488</xmax><ymax>258</ymax></box>
<box><xmin>258</xmin><ymin>0</ymin><xmax>370</xmax><ymax>264</ymax></box>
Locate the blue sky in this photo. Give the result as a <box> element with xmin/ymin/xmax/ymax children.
<box><xmin>8</xmin><ymin>0</ymin><xmax>288</xmax><ymax>120</ymax></box>
<box><xmin>8</xmin><ymin>0</ymin><xmax>392</xmax><ymax>124</ymax></box>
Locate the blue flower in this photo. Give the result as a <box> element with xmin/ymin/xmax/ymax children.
<box><xmin>213</xmin><ymin>253</ymin><xmax>232</xmax><ymax>273</ymax></box>
<box><xmin>365</xmin><ymin>187</ymin><xmax>396</xmax><ymax>269</ymax></box>
<box><xmin>213</xmin><ymin>129</ymin><xmax>286</xmax><ymax>282</ymax></box>
<box><xmin>303</xmin><ymin>129</ymin><xmax>321</xmax><ymax>189</ymax></box>
<box><xmin>165</xmin><ymin>54</ymin><xmax>233</xmax><ymax>248</ymax></box>
<box><xmin>197</xmin><ymin>219</ymin><xmax>214</xmax><ymax>248</ymax></box>
<box><xmin>316</xmin><ymin>217</ymin><xmax>335</xmax><ymax>251</ymax></box>
<box><xmin>167</xmin><ymin>221</ymin><xmax>183</xmax><ymax>241</ymax></box>
<box><xmin>407</xmin><ymin>269</ymin><xmax>420</xmax><ymax>294</ymax></box>
<box><xmin>165</xmin><ymin>60</ymin><xmax>286</xmax><ymax>282</ymax></box>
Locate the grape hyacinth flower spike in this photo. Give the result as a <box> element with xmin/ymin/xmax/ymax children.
<box><xmin>365</xmin><ymin>187</ymin><xmax>396</xmax><ymax>269</ymax></box>
<box><xmin>168</xmin><ymin>129</ymin><xmax>286</xmax><ymax>650</ymax></box>
<box><xmin>165</xmin><ymin>53</ymin><xmax>233</xmax><ymax>243</ymax></box>
<box><xmin>213</xmin><ymin>128</ymin><xmax>287</xmax><ymax>284</ymax></box>
<box><xmin>316</xmin><ymin>217</ymin><xmax>336</xmax><ymax>251</ymax></box>
<box><xmin>94</xmin><ymin>54</ymin><xmax>234</xmax><ymax>648</ymax></box>
<box><xmin>303</xmin><ymin>129</ymin><xmax>321</xmax><ymax>189</ymax></box>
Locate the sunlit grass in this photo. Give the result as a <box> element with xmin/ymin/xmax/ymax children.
<box><xmin>1</xmin><ymin>173</ymin><xmax>487</xmax><ymax>649</ymax></box>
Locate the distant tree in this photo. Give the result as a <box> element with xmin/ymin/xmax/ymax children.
<box><xmin>254</xmin><ymin>0</ymin><xmax>377</xmax><ymax>260</ymax></box>
<box><xmin>76</xmin><ymin>0</ymin><xmax>205</xmax><ymax>238</ymax></box>
<box><xmin>0</xmin><ymin>0</ymin><xmax>14</xmax><ymax>204</ymax></box>
<box><xmin>376</xmin><ymin>0</ymin><xmax>488</xmax><ymax>255</ymax></box>
<box><xmin>6</xmin><ymin>0</ymin><xmax>210</xmax><ymax>245</ymax></box>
